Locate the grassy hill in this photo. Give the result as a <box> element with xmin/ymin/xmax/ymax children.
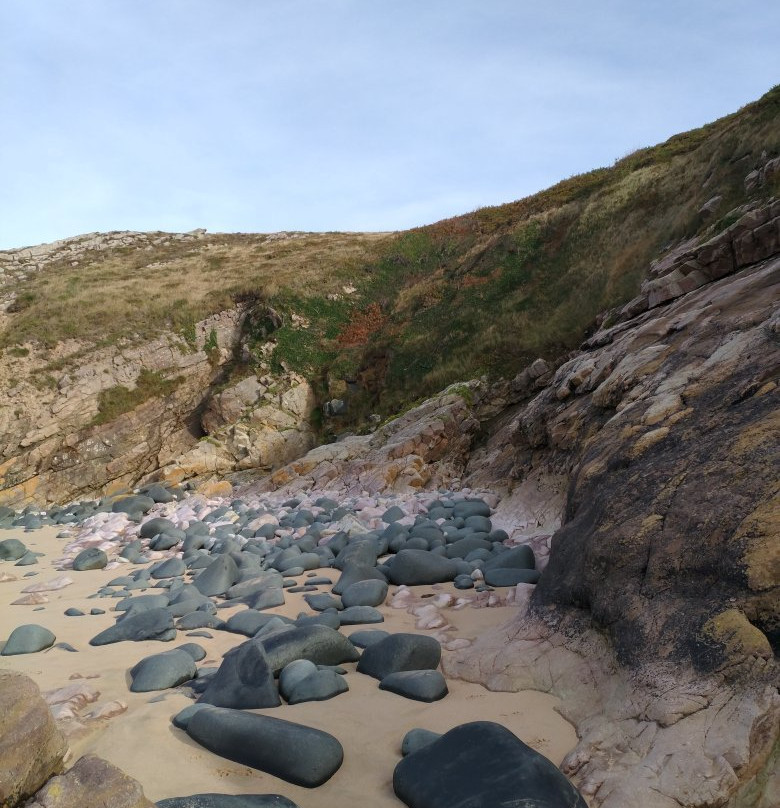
<box><xmin>2</xmin><ymin>85</ymin><xmax>778</xmax><ymax>424</ymax></box>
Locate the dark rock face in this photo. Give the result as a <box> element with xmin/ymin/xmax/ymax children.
<box><xmin>393</xmin><ymin>721</ymin><xmax>587</xmax><ymax>808</ymax></box>
<box><xmin>186</xmin><ymin>707</ymin><xmax>343</xmax><ymax>787</ymax></box>
<box><xmin>528</xmin><ymin>258</ymin><xmax>780</xmax><ymax>669</ymax></box>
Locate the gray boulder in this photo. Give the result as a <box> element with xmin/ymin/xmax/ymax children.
<box><xmin>130</xmin><ymin>648</ymin><xmax>197</xmax><ymax>692</ymax></box>
<box><xmin>379</xmin><ymin>670</ymin><xmax>448</xmax><ymax>702</ymax></box>
<box><xmin>89</xmin><ymin>607</ymin><xmax>175</xmax><ymax>645</ymax></box>
<box><xmin>1</xmin><ymin>624</ymin><xmax>56</xmax><ymax>655</ymax></box>
<box><xmin>186</xmin><ymin>707</ymin><xmax>343</xmax><ymax>787</ymax></box>
<box><xmin>357</xmin><ymin>633</ymin><xmax>441</xmax><ymax>680</ymax></box>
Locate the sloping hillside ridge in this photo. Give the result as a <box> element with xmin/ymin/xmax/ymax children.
<box><xmin>0</xmin><ymin>86</ymin><xmax>778</xmax><ymax>507</ymax></box>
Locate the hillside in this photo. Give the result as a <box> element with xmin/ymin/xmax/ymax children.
<box><xmin>0</xmin><ymin>86</ymin><xmax>778</xmax><ymax>505</ymax></box>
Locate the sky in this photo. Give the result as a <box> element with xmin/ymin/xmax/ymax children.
<box><xmin>1</xmin><ymin>1</ymin><xmax>778</xmax><ymax>250</ymax></box>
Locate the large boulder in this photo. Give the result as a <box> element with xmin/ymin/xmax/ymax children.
<box><xmin>0</xmin><ymin>670</ymin><xmax>67</xmax><ymax>807</ymax></box>
<box><xmin>89</xmin><ymin>608</ymin><xmax>175</xmax><ymax>646</ymax></box>
<box><xmin>157</xmin><ymin>797</ymin><xmax>299</xmax><ymax>808</ymax></box>
<box><xmin>129</xmin><ymin>648</ymin><xmax>198</xmax><ymax>693</ymax></box>
<box><xmin>393</xmin><ymin>721</ymin><xmax>587</xmax><ymax>808</ymax></box>
<box><xmin>196</xmin><ymin>640</ymin><xmax>280</xmax><ymax>709</ymax></box>
<box><xmin>27</xmin><ymin>754</ymin><xmax>155</xmax><ymax>808</ymax></box>
<box><xmin>186</xmin><ymin>707</ymin><xmax>343</xmax><ymax>788</ymax></box>
<box><xmin>385</xmin><ymin>550</ymin><xmax>458</xmax><ymax>586</ymax></box>
<box><xmin>259</xmin><ymin>624</ymin><xmax>360</xmax><ymax>675</ymax></box>
<box><xmin>1</xmin><ymin>624</ymin><xmax>56</xmax><ymax>655</ymax></box>
<box><xmin>357</xmin><ymin>633</ymin><xmax>441</xmax><ymax>680</ymax></box>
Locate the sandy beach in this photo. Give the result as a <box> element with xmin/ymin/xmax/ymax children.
<box><xmin>0</xmin><ymin>525</ymin><xmax>578</xmax><ymax>808</ymax></box>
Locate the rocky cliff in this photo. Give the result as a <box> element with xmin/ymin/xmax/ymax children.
<box><xmin>242</xmin><ymin>196</ymin><xmax>779</xmax><ymax>806</ymax></box>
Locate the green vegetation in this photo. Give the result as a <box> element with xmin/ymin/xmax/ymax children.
<box><xmin>2</xmin><ymin>85</ymin><xmax>779</xmax><ymax>428</ymax></box>
<box><xmin>92</xmin><ymin>369</ymin><xmax>182</xmax><ymax>425</ymax></box>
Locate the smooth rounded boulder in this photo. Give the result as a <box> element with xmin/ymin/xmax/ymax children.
<box><xmin>484</xmin><ymin>567</ymin><xmax>540</xmax><ymax>587</ymax></box>
<box><xmin>193</xmin><ymin>554</ymin><xmax>240</xmax><ymax>597</ymax></box>
<box><xmin>0</xmin><ymin>538</ymin><xmax>27</xmax><ymax>561</ymax></box>
<box><xmin>140</xmin><ymin>517</ymin><xmax>179</xmax><ymax>539</ymax></box>
<box><xmin>129</xmin><ymin>648</ymin><xmax>197</xmax><ymax>692</ymax></box>
<box><xmin>286</xmin><ymin>669</ymin><xmax>349</xmax><ymax>705</ymax></box>
<box><xmin>72</xmin><ymin>547</ymin><xmax>108</xmax><ymax>571</ymax></box>
<box><xmin>196</xmin><ymin>639</ymin><xmax>280</xmax><ymax>708</ymax></box>
<box><xmin>157</xmin><ymin>796</ymin><xmax>299</xmax><ymax>808</ymax></box>
<box><xmin>259</xmin><ymin>624</ymin><xmax>360</xmax><ymax>674</ymax></box>
<box><xmin>386</xmin><ymin>549</ymin><xmax>458</xmax><ymax>586</ymax></box>
<box><xmin>356</xmin><ymin>633</ymin><xmax>441</xmax><ymax>680</ymax></box>
<box><xmin>1</xmin><ymin>624</ymin><xmax>56</xmax><ymax>655</ymax></box>
<box><xmin>340</xmin><ymin>579</ymin><xmax>388</xmax><ymax>608</ymax></box>
<box><xmin>89</xmin><ymin>607</ymin><xmax>175</xmax><ymax>645</ymax></box>
<box><xmin>393</xmin><ymin>721</ymin><xmax>588</xmax><ymax>808</ymax></box>
<box><xmin>186</xmin><ymin>706</ymin><xmax>344</xmax><ymax>787</ymax></box>
<box><xmin>379</xmin><ymin>670</ymin><xmax>448</xmax><ymax>702</ymax></box>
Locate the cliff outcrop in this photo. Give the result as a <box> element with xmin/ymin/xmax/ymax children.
<box><xmin>243</xmin><ymin>199</ymin><xmax>780</xmax><ymax>806</ymax></box>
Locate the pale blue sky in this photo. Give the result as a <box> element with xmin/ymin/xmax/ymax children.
<box><xmin>1</xmin><ymin>1</ymin><xmax>778</xmax><ymax>249</ymax></box>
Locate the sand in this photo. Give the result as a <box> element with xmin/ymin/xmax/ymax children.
<box><xmin>0</xmin><ymin>526</ymin><xmax>578</xmax><ymax>808</ymax></box>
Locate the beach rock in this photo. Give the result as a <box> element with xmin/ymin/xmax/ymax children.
<box><xmin>483</xmin><ymin>568</ymin><xmax>540</xmax><ymax>587</ymax></box>
<box><xmin>483</xmin><ymin>544</ymin><xmax>535</xmax><ymax>572</ymax></box>
<box><xmin>260</xmin><ymin>624</ymin><xmax>361</xmax><ymax>674</ymax></box>
<box><xmin>176</xmin><ymin>613</ymin><xmax>225</xmax><ymax>631</ymax></box>
<box><xmin>0</xmin><ymin>670</ymin><xmax>67</xmax><ymax>807</ymax></box>
<box><xmin>193</xmin><ymin>554</ymin><xmax>240</xmax><ymax>597</ymax></box>
<box><xmin>186</xmin><ymin>707</ymin><xmax>344</xmax><ymax>787</ymax></box>
<box><xmin>139</xmin><ymin>517</ymin><xmax>179</xmax><ymax>539</ymax></box>
<box><xmin>177</xmin><ymin>642</ymin><xmax>207</xmax><ymax>661</ymax></box>
<box><xmin>302</xmin><ymin>593</ymin><xmax>343</xmax><ymax>612</ymax></box>
<box><xmin>197</xmin><ymin>640</ymin><xmax>280</xmax><ymax>708</ymax></box>
<box><xmin>386</xmin><ymin>549</ymin><xmax>458</xmax><ymax>586</ymax></box>
<box><xmin>89</xmin><ymin>608</ymin><xmax>176</xmax><ymax>645</ymax></box>
<box><xmin>357</xmin><ymin>633</ymin><xmax>441</xmax><ymax>680</ymax></box>
<box><xmin>224</xmin><ymin>610</ymin><xmax>291</xmax><ymax>637</ymax></box>
<box><xmin>156</xmin><ymin>796</ymin><xmax>299</xmax><ymax>808</ymax></box>
<box><xmin>129</xmin><ymin>648</ymin><xmax>198</xmax><ymax>692</ymax></box>
<box><xmin>285</xmin><ymin>668</ymin><xmax>349</xmax><ymax>705</ymax></box>
<box><xmin>150</xmin><ymin>558</ymin><xmax>186</xmax><ymax>579</ymax></box>
<box><xmin>401</xmin><ymin>728</ymin><xmax>441</xmax><ymax>756</ymax></box>
<box><xmin>112</xmin><ymin>495</ymin><xmax>155</xmax><ymax>517</ymax></box>
<box><xmin>348</xmin><ymin>629</ymin><xmax>390</xmax><ymax>648</ymax></box>
<box><xmin>14</xmin><ymin>551</ymin><xmax>39</xmax><ymax>566</ymax></box>
<box><xmin>379</xmin><ymin>670</ymin><xmax>448</xmax><ymax>702</ymax></box>
<box><xmin>2</xmin><ymin>624</ymin><xmax>56</xmax><ymax>655</ymax></box>
<box><xmin>0</xmin><ymin>538</ymin><xmax>28</xmax><ymax>561</ymax></box>
<box><xmin>72</xmin><ymin>547</ymin><xmax>108</xmax><ymax>571</ymax></box>
<box><xmin>338</xmin><ymin>605</ymin><xmax>384</xmax><ymax>625</ymax></box>
<box><xmin>340</xmin><ymin>579</ymin><xmax>388</xmax><ymax>608</ymax></box>
<box><xmin>393</xmin><ymin>721</ymin><xmax>587</xmax><ymax>808</ymax></box>
<box><xmin>171</xmin><ymin>702</ymin><xmax>213</xmax><ymax>731</ymax></box>
<box><xmin>28</xmin><ymin>754</ymin><xmax>155</xmax><ymax>808</ymax></box>
<box><xmin>278</xmin><ymin>659</ymin><xmax>318</xmax><ymax>700</ymax></box>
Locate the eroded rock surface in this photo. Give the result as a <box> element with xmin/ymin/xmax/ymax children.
<box><xmin>0</xmin><ymin>670</ymin><xmax>67</xmax><ymax>808</ymax></box>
